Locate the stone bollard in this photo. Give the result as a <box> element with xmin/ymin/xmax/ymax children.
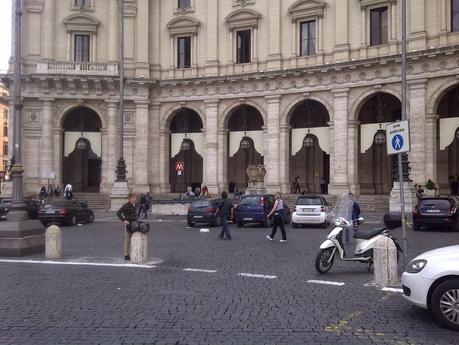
<box><xmin>374</xmin><ymin>236</ymin><xmax>399</xmax><ymax>287</ymax></box>
<box><xmin>130</xmin><ymin>232</ymin><xmax>148</xmax><ymax>264</ymax></box>
<box><xmin>45</xmin><ymin>225</ymin><xmax>62</xmax><ymax>259</ymax></box>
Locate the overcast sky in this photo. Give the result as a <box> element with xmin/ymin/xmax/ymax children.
<box><xmin>0</xmin><ymin>0</ymin><xmax>12</xmax><ymax>72</ymax></box>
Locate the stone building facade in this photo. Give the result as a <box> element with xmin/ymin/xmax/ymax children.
<box><xmin>0</xmin><ymin>83</ymin><xmax>9</xmax><ymax>187</ymax></box>
<box><xmin>5</xmin><ymin>0</ymin><xmax>459</xmax><ymax>196</ymax></box>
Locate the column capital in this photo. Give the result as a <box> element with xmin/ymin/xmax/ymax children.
<box><xmin>218</xmin><ymin>127</ymin><xmax>229</xmax><ymax>134</ymax></box>
<box><xmin>408</xmin><ymin>78</ymin><xmax>428</xmax><ymax>89</ymax></box>
<box><xmin>348</xmin><ymin>120</ymin><xmax>360</xmax><ymax>128</ymax></box>
<box><xmin>105</xmin><ymin>99</ymin><xmax>118</xmax><ymax>108</ymax></box>
<box><xmin>39</xmin><ymin>97</ymin><xmax>55</xmax><ymax>103</ymax></box>
<box><xmin>265</xmin><ymin>95</ymin><xmax>282</xmax><ymax>103</ymax></box>
<box><xmin>134</xmin><ymin>99</ymin><xmax>150</xmax><ymax>107</ymax></box>
<box><xmin>204</xmin><ymin>99</ymin><xmax>219</xmax><ymax>107</ymax></box>
<box><xmin>331</xmin><ymin>88</ymin><xmax>350</xmax><ymax>97</ymax></box>
<box><xmin>150</xmin><ymin>102</ymin><xmax>161</xmax><ymax>110</ymax></box>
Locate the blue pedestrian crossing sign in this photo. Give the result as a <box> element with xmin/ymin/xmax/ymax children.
<box><xmin>386</xmin><ymin>120</ymin><xmax>410</xmax><ymax>155</ymax></box>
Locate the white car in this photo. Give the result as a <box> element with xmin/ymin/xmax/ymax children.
<box><xmin>291</xmin><ymin>195</ymin><xmax>333</xmax><ymax>228</ymax></box>
<box><xmin>401</xmin><ymin>245</ymin><xmax>459</xmax><ymax>331</ymax></box>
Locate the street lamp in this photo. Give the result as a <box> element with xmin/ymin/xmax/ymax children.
<box><xmin>303</xmin><ymin>134</ymin><xmax>314</xmax><ymax>148</ymax></box>
<box><xmin>115</xmin><ymin>0</ymin><xmax>127</xmax><ymax>182</ymax></box>
<box><xmin>240</xmin><ymin>137</ymin><xmax>251</xmax><ymax>149</ymax></box>
<box><xmin>374</xmin><ymin>130</ymin><xmax>386</xmax><ymax>145</ymax></box>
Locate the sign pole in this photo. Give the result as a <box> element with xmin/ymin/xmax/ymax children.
<box><xmin>400</xmin><ymin>0</ymin><xmax>408</xmax><ymax>267</ymax></box>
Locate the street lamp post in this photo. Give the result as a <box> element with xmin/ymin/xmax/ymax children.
<box><xmin>0</xmin><ymin>0</ymin><xmax>45</xmax><ymax>256</ymax></box>
<box><xmin>116</xmin><ymin>0</ymin><xmax>126</xmax><ymax>182</ymax></box>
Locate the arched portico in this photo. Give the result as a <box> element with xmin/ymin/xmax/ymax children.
<box><xmin>357</xmin><ymin>92</ymin><xmax>401</xmax><ymax>194</ymax></box>
<box><xmin>62</xmin><ymin>106</ymin><xmax>102</xmax><ymax>192</ymax></box>
<box><xmin>288</xmin><ymin>99</ymin><xmax>330</xmax><ymax>194</ymax></box>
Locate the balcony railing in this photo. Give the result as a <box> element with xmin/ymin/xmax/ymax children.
<box><xmin>36</xmin><ymin>61</ymin><xmax>119</xmax><ymax>76</ymax></box>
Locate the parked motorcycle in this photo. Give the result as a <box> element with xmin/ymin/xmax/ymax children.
<box><xmin>315</xmin><ymin>193</ymin><xmax>403</xmax><ymax>274</ymax></box>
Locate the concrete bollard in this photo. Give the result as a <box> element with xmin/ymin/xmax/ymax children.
<box><xmin>374</xmin><ymin>236</ymin><xmax>399</xmax><ymax>287</ymax></box>
<box><xmin>45</xmin><ymin>225</ymin><xmax>62</xmax><ymax>259</ymax></box>
<box><xmin>130</xmin><ymin>232</ymin><xmax>148</xmax><ymax>264</ymax></box>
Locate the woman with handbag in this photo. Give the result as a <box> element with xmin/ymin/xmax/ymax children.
<box><xmin>266</xmin><ymin>192</ymin><xmax>287</xmax><ymax>243</ymax></box>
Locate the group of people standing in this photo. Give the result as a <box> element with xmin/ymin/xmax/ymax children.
<box><xmin>292</xmin><ymin>176</ymin><xmax>328</xmax><ymax>194</ymax></box>
<box><xmin>39</xmin><ymin>185</ymin><xmax>61</xmax><ymax>200</ymax></box>
<box><xmin>186</xmin><ymin>185</ymin><xmax>210</xmax><ymax>198</ymax></box>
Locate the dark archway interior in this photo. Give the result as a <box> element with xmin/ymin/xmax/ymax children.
<box><xmin>62</xmin><ymin>107</ymin><xmax>102</xmax><ymax>192</ymax></box>
<box><xmin>358</xmin><ymin>93</ymin><xmax>400</xmax><ymax>194</ymax></box>
<box><xmin>169</xmin><ymin>108</ymin><xmax>203</xmax><ymax>193</ymax></box>
<box><xmin>437</xmin><ymin>85</ymin><xmax>459</xmax><ymax>193</ymax></box>
<box><xmin>289</xmin><ymin>100</ymin><xmax>330</xmax><ymax>194</ymax></box>
<box><xmin>227</xmin><ymin>105</ymin><xmax>264</xmax><ymax>191</ymax></box>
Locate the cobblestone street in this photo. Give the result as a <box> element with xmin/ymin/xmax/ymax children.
<box><xmin>0</xmin><ymin>212</ymin><xmax>458</xmax><ymax>345</ymax></box>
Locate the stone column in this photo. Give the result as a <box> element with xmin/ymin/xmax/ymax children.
<box><xmin>204</xmin><ymin>100</ymin><xmax>219</xmax><ymax>195</ymax></box>
<box><xmin>333</xmin><ymin>0</ymin><xmax>349</xmax><ymax>61</ymax></box>
<box><xmin>205</xmin><ymin>0</ymin><xmax>218</xmax><ymax>74</ymax></box>
<box><xmin>329</xmin><ymin>89</ymin><xmax>350</xmax><ymax>194</ymax></box>
<box><xmin>425</xmin><ymin>113</ymin><xmax>438</xmax><ymax>184</ymax></box>
<box><xmin>149</xmin><ymin>103</ymin><xmax>161</xmax><ymax>193</ymax></box>
<box><xmin>136</xmin><ymin>0</ymin><xmax>150</xmax><ymax>77</ymax></box>
<box><xmin>347</xmin><ymin>120</ymin><xmax>360</xmax><ymax>195</ymax></box>
<box><xmin>408</xmin><ymin>0</ymin><xmax>426</xmax><ymax>50</ymax></box>
<box><xmin>408</xmin><ymin>79</ymin><xmax>427</xmax><ymax>185</ymax></box>
<box><xmin>134</xmin><ymin>100</ymin><xmax>150</xmax><ymax>193</ymax></box>
<box><xmin>265</xmin><ymin>96</ymin><xmax>281</xmax><ymax>192</ymax></box>
<box><xmin>43</xmin><ymin>0</ymin><xmax>55</xmax><ymax>60</ymax></box>
<box><xmin>159</xmin><ymin>127</ymin><xmax>171</xmax><ymax>193</ymax></box>
<box><xmin>107</xmin><ymin>0</ymin><xmax>118</xmax><ymax>62</ymax></box>
<box><xmin>279</xmin><ymin>124</ymin><xmax>290</xmax><ymax>194</ymax></box>
<box><xmin>105</xmin><ymin>100</ymin><xmax>118</xmax><ymax>188</ymax></box>
<box><xmin>267</xmin><ymin>0</ymin><xmax>281</xmax><ymax>69</ymax></box>
<box><xmin>53</xmin><ymin>128</ymin><xmax>62</xmax><ymax>187</ymax></box>
<box><xmin>217</xmin><ymin>127</ymin><xmax>228</xmax><ymax>191</ymax></box>
<box><xmin>40</xmin><ymin>98</ymin><xmax>54</xmax><ymax>184</ymax></box>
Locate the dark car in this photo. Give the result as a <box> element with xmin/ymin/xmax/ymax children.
<box><xmin>234</xmin><ymin>194</ymin><xmax>291</xmax><ymax>228</ymax></box>
<box><xmin>412</xmin><ymin>196</ymin><xmax>459</xmax><ymax>231</ymax></box>
<box><xmin>0</xmin><ymin>199</ymin><xmax>42</xmax><ymax>220</ymax></box>
<box><xmin>187</xmin><ymin>199</ymin><xmax>223</xmax><ymax>227</ymax></box>
<box><xmin>38</xmin><ymin>200</ymin><xmax>95</xmax><ymax>226</ymax></box>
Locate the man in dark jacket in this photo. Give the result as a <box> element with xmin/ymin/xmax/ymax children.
<box><xmin>214</xmin><ymin>191</ymin><xmax>234</xmax><ymax>240</ymax></box>
<box><xmin>116</xmin><ymin>193</ymin><xmax>138</xmax><ymax>261</ymax></box>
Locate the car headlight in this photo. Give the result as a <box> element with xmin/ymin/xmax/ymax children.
<box><xmin>406</xmin><ymin>259</ymin><xmax>427</xmax><ymax>273</ymax></box>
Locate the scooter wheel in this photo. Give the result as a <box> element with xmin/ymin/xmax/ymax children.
<box><xmin>315</xmin><ymin>248</ymin><xmax>335</xmax><ymax>274</ymax></box>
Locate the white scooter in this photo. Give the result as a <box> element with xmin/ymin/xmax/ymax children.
<box><xmin>315</xmin><ymin>194</ymin><xmax>403</xmax><ymax>274</ymax></box>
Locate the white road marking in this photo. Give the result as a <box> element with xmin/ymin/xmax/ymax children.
<box><xmin>238</xmin><ymin>273</ymin><xmax>277</xmax><ymax>279</ymax></box>
<box><xmin>183</xmin><ymin>268</ymin><xmax>217</xmax><ymax>273</ymax></box>
<box><xmin>382</xmin><ymin>287</ymin><xmax>403</xmax><ymax>293</ymax></box>
<box><xmin>0</xmin><ymin>259</ymin><xmax>155</xmax><ymax>269</ymax></box>
<box><xmin>307</xmin><ymin>279</ymin><xmax>345</xmax><ymax>286</ymax></box>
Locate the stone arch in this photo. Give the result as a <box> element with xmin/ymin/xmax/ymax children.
<box><xmin>162</xmin><ymin>104</ymin><xmax>206</xmax><ymax>131</ymax></box>
<box><xmin>428</xmin><ymin>78</ymin><xmax>459</xmax><ymax>115</ymax></box>
<box><xmin>219</xmin><ymin>100</ymin><xmax>266</xmax><ymax>129</ymax></box>
<box><xmin>283</xmin><ymin>95</ymin><xmax>333</xmax><ymax>127</ymax></box>
<box><xmin>57</xmin><ymin>102</ymin><xmax>107</xmax><ymax>130</ymax></box>
<box><xmin>350</xmin><ymin>87</ymin><xmax>402</xmax><ymax>122</ymax></box>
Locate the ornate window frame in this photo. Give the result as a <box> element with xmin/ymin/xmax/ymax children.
<box><xmin>360</xmin><ymin>0</ymin><xmax>397</xmax><ymax>47</ymax></box>
<box><xmin>174</xmin><ymin>0</ymin><xmax>195</xmax><ymax>15</ymax></box>
<box><xmin>63</xmin><ymin>14</ymin><xmax>99</xmax><ymax>62</ymax></box>
<box><xmin>167</xmin><ymin>17</ymin><xmax>200</xmax><ymax>69</ymax></box>
<box><xmin>70</xmin><ymin>0</ymin><xmax>95</xmax><ymax>12</ymax></box>
<box><xmin>225</xmin><ymin>9</ymin><xmax>261</xmax><ymax>64</ymax></box>
<box><xmin>288</xmin><ymin>0</ymin><xmax>325</xmax><ymax>58</ymax></box>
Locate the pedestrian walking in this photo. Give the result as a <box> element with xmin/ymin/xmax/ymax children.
<box><xmin>320</xmin><ymin>177</ymin><xmax>326</xmax><ymax>194</ymax></box>
<box><xmin>415</xmin><ymin>184</ymin><xmax>424</xmax><ymax>201</ymax></box>
<box><xmin>116</xmin><ymin>193</ymin><xmax>138</xmax><ymax>261</ymax></box>
<box><xmin>64</xmin><ymin>183</ymin><xmax>73</xmax><ymax>200</ymax></box>
<box><xmin>39</xmin><ymin>186</ymin><xmax>47</xmax><ymax>201</ymax></box>
<box><xmin>345</xmin><ymin>193</ymin><xmax>361</xmax><ymax>243</ymax></box>
<box><xmin>293</xmin><ymin>176</ymin><xmax>300</xmax><ymax>194</ymax></box>
<box><xmin>214</xmin><ymin>191</ymin><xmax>234</xmax><ymax>240</ymax></box>
<box><xmin>266</xmin><ymin>192</ymin><xmax>287</xmax><ymax>242</ymax></box>
<box><xmin>138</xmin><ymin>192</ymin><xmax>152</xmax><ymax>219</ymax></box>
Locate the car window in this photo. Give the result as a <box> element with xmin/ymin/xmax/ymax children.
<box><xmin>296</xmin><ymin>197</ymin><xmax>323</xmax><ymax>205</ymax></box>
<box><xmin>419</xmin><ymin>199</ymin><xmax>452</xmax><ymax>209</ymax></box>
<box><xmin>191</xmin><ymin>200</ymin><xmax>212</xmax><ymax>208</ymax></box>
<box><xmin>239</xmin><ymin>196</ymin><xmax>260</xmax><ymax>206</ymax></box>
<box><xmin>265</xmin><ymin>196</ymin><xmax>274</xmax><ymax>206</ymax></box>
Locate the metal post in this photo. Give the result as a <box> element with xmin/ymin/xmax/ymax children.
<box><xmin>8</xmin><ymin>0</ymin><xmax>27</xmax><ymax>221</ymax></box>
<box><xmin>116</xmin><ymin>0</ymin><xmax>126</xmax><ymax>181</ymax></box>
<box><xmin>399</xmin><ymin>0</ymin><xmax>408</xmax><ymax>266</ymax></box>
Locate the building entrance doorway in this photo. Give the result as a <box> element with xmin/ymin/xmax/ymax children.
<box><xmin>62</xmin><ymin>107</ymin><xmax>102</xmax><ymax>192</ymax></box>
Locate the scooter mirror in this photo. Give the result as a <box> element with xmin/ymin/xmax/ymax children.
<box><xmin>358</xmin><ymin>217</ymin><xmax>365</xmax><ymax>224</ymax></box>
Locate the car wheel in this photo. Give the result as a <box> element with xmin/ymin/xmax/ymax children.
<box><xmin>430</xmin><ymin>278</ymin><xmax>459</xmax><ymax>331</ymax></box>
<box><xmin>412</xmin><ymin>223</ymin><xmax>421</xmax><ymax>231</ymax></box>
<box><xmin>71</xmin><ymin>215</ymin><xmax>78</xmax><ymax>226</ymax></box>
<box><xmin>212</xmin><ymin>217</ymin><xmax>222</xmax><ymax>227</ymax></box>
<box><xmin>292</xmin><ymin>222</ymin><xmax>298</xmax><ymax>228</ymax></box>
<box><xmin>187</xmin><ymin>220</ymin><xmax>194</xmax><ymax>227</ymax></box>
<box><xmin>88</xmin><ymin>213</ymin><xmax>95</xmax><ymax>223</ymax></box>
<box><xmin>237</xmin><ymin>221</ymin><xmax>244</xmax><ymax>228</ymax></box>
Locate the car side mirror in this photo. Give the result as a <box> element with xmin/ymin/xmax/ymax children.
<box><xmin>358</xmin><ymin>217</ymin><xmax>365</xmax><ymax>224</ymax></box>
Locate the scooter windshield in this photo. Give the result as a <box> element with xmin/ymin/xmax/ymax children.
<box><xmin>332</xmin><ymin>192</ymin><xmax>354</xmax><ymax>222</ymax></box>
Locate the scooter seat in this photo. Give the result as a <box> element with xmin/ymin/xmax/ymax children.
<box><xmin>353</xmin><ymin>226</ymin><xmax>387</xmax><ymax>240</ymax></box>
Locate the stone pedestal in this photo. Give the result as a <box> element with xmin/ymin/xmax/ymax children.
<box><xmin>109</xmin><ymin>181</ymin><xmax>130</xmax><ymax>211</ymax></box>
<box><xmin>0</xmin><ymin>180</ymin><xmax>13</xmax><ymax>198</ymax></box>
<box><xmin>45</xmin><ymin>225</ymin><xmax>62</xmax><ymax>259</ymax></box>
<box><xmin>374</xmin><ymin>236</ymin><xmax>399</xmax><ymax>287</ymax></box>
<box><xmin>389</xmin><ymin>181</ymin><xmax>414</xmax><ymax>213</ymax></box>
<box><xmin>245</xmin><ymin>165</ymin><xmax>267</xmax><ymax>194</ymax></box>
<box><xmin>245</xmin><ymin>182</ymin><xmax>267</xmax><ymax>195</ymax></box>
<box><xmin>130</xmin><ymin>232</ymin><xmax>148</xmax><ymax>264</ymax></box>
<box><xmin>0</xmin><ymin>219</ymin><xmax>45</xmax><ymax>256</ymax></box>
